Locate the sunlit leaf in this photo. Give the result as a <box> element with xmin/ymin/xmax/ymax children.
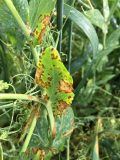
<box><xmin>29</xmin><ymin>0</ymin><xmax>56</xmax><ymax>44</ymax></box>
<box><xmin>35</xmin><ymin>47</ymin><xmax>74</xmax><ymax>115</ymax></box>
<box><xmin>29</xmin><ymin>0</ymin><xmax>56</xmax><ymax>31</ymax></box>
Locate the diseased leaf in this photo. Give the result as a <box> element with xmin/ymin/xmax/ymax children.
<box><xmin>29</xmin><ymin>0</ymin><xmax>56</xmax><ymax>44</ymax></box>
<box><xmin>29</xmin><ymin>107</ymin><xmax>74</xmax><ymax>159</ymax></box>
<box><xmin>29</xmin><ymin>0</ymin><xmax>56</xmax><ymax>30</ymax></box>
<box><xmin>35</xmin><ymin>47</ymin><xmax>74</xmax><ymax>115</ymax></box>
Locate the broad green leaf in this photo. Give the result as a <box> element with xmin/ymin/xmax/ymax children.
<box><xmin>29</xmin><ymin>0</ymin><xmax>56</xmax><ymax>31</ymax></box>
<box><xmin>84</xmin><ymin>9</ymin><xmax>107</xmax><ymax>34</ymax></box>
<box><xmin>52</xmin><ymin>107</ymin><xmax>74</xmax><ymax>150</ymax></box>
<box><xmin>29</xmin><ymin>108</ymin><xmax>49</xmax><ymax>148</ymax></box>
<box><xmin>35</xmin><ymin>47</ymin><xmax>74</xmax><ymax>115</ymax></box>
<box><xmin>64</xmin><ymin>4</ymin><xmax>99</xmax><ymax>56</ymax></box>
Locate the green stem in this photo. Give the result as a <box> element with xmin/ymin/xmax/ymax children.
<box><xmin>3</xmin><ymin>0</ymin><xmax>39</xmax><ymax>64</ymax></box>
<box><xmin>20</xmin><ymin>113</ymin><xmax>38</xmax><ymax>153</ymax></box>
<box><xmin>0</xmin><ymin>93</ymin><xmax>45</xmax><ymax>104</ymax></box>
<box><xmin>0</xmin><ymin>143</ymin><xmax>3</xmax><ymax>160</ymax></box>
<box><xmin>46</xmin><ymin>101</ymin><xmax>56</xmax><ymax>138</ymax></box>
<box><xmin>67</xmin><ymin>137</ymin><xmax>70</xmax><ymax>160</ymax></box>
<box><xmin>3</xmin><ymin>0</ymin><xmax>30</xmax><ymax>39</ymax></box>
<box><xmin>30</xmin><ymin>44</ymin><xmax>39</xmax><ymax>65</ymax></box>
<box><xmin>103</xmin><ymin>33</ymin><xmax>107</xmax><ymax>49</ymax></box>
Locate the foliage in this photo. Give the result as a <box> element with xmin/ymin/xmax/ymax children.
<box><xmin>0</xmin><ymin>0</ymin><xmax>120</xmax><ymax>160</ymax></box>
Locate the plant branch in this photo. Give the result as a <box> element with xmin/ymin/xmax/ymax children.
<box><xmin>0</xmin><ymin>93</ymin><xmax>45</xmax><ymax>104</ymax></box>
<box><xmin>46</xmin><ymin>101</ymin><xmax>56</xmax><ymax>138</ymax></box>
<box><xmin>20</xmin><ymin>108</ymin><xmax>39</xmax><ymax>153</ymax></box>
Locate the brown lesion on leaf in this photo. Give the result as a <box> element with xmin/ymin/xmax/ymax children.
<box><xmin>38</xmin><ymin>16</ymin><xmax>51</xmax><ymax>43</ymax></box>
<box><xmin>58</xmin><ymin>100</ymin><xmax>69</xmax><ymax>113</ymax></box>
<box><xmin>51</xmin><ymin>49</ymin><xmax>61</xmax><ymax>60</ymax></box>
<box><xmin>59</xmin><ymin>80</ymin><xmax>73</xmax><ymax>93</ymax></box>
<box><xmin>47</xmin><ymin>76</ymin><xmax>52</xmax><ymax>82</ymax></box>
<box><xmin>35</xmin><ymin>63</ymin><xmax>51</xmax><ymax>88</ymax></box>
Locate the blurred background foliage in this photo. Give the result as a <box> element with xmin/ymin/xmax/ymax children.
<box><xmin>0</xmin><ymin>0</ymin><xmax>120</xmax><ymax>160</ymax></box>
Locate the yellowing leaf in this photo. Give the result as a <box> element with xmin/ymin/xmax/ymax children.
<box><xmin>35</xmin><ymin>47</ymin><xmax>74</xmax><ymax>115</ymax></box>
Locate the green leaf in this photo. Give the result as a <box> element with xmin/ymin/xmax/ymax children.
<box><xmin>0</xmin><ymin>0</ymin><xmax>29</xmax><ymax>48</ymax></box>
<box><xmin>106</xmin><ymin>27</ymin><xmax>120</xmax><ymax>47</ymax></box>
<box><xmin>35</xmin><ymin>47</ymin><xmax>74</xmax><ymax>115</ymax></box>
<box><xmin>64</xmin><ymin>4</ymin><xmax>99</xmax><ymax>57</ymax></box>
<box><xmin>84</xmin><ymin>9</ymin><xmax>107</xmax><ymax>34</ymax></box>
<box><xmin>95</xmin><ymin>46</ymin><xmax>120</xmax><ymax>71</ymax></box>
<box><xmin>52</xmin><ymin>107</ymin><xmax>74</xmax><ymax>151</ymax></box>
<box><xmin>29</xmin><ymin>0</ymin><xmax>56</xmax><ymax>31</ymax></box>
<box><xmin>29</xmin><ymin>108</ymin><xmax>49</xmax><ymax>148</ymax></box>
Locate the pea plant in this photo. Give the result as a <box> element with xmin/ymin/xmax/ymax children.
<box><xmin>0</xmin><ymin>0</ymin><xmax>120</xmax><ymax>160</ymax></box>
<box><xmin>0</xmin><ymin>0</ymin><xmax>75</xmax><ymax>159</ymax></box>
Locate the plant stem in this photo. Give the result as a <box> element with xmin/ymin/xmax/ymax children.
<box><xmin>30</xmin><ymin>44</ymin><xmax>39</xmax><ymax>65</ymax></box>
<box><xmin>20</xmin><ymin>110</ymin><xmax>38</xmax><ymax>153</ymax></box>
<box><xmin>67</xmin><ymin>137</ymin><xmax>70</xmax><ymax>160</ymax></box>
<box><xmin>46</xmin><ymin>101</ymin><xmax>56</xmax><ymax>138</ymax></box>
<box><xmin>0</xmin><ymin>93</ymin><xmax>45</xmax><ymax>104</ymax></box>
<box><xmin>3</xmin><ymin>0</ymin><xmax>30</xmax><ymax>39</ymax></box>
<box><xmin>0</xmin><ymin>143</ymin><xmax>3</xmax><ymax>160</ymax></box>
<box><xmin>3</xmin><ymin>0</ymin><xmax>39</xmax><ymax>64</ymax></box>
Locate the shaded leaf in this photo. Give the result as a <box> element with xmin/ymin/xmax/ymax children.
<box><xmin>106</xmin><ymin>27</ymin><xmax>120</xmax><ymax>47</ymax></box>
<box><xmin>64</xmin><ymin>4</ymin><xmax>99</xmax><ymax>56</ymax></box>
<box><xmin>84</xmin><ymin>9</ymin><xmax>107</xmax><ymax>34</ymax></box>
<box><xmin>0</xmin><ymin>0</ymin><xmax>29</xmax><ymax>48</ymax></box>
